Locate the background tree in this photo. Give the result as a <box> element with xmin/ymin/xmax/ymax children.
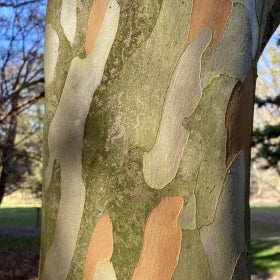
<box><xmin>40</xmin><ymin>0</ymin><xmax>279</xmax><ymax>279</ymax></box>
<box><xmin>0</xmin><ymin>0</ymin><xmax>45</xmax><ymax>202</ymax></box>
<box><xmin>252</xmin><ymin>32</ymin><xmax>280</xmax><ymax>173</ymax></box>
<box><xmin>250</xmin><ymin>31</ymin><xmax>280</xmax><ymax>199</ymax></box>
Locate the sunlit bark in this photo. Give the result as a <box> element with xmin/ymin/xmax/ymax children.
<box><xmin>40</xmin><ymin>1</ymin><xmax>278</xmax><ymax>279</ymax></box>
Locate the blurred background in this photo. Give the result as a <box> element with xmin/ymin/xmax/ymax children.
<box><xmin>0</xmin><ymin>1</ymin><xmax>279</xmax><ymax>279</ymax></box>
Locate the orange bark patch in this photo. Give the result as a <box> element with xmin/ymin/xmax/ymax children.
<box><xmin>85</xmin><ymin>0</ymin><xmax>110</xmax><ymax>54</ymax></box>
<box><xmin>131</xmin><ymin>196</ymin><xmax>184</xmax><ymax>280</ymax></box>
<box><xmin>83</xmin><ymin>213</ymin><xmax>113</xmax><ymax>280</ymax></box>
<box><xmin>188</xmin><ymin>0</ymin><xmax>232</xmax><ymax>48</ymax></box>
<box><xmin>225</xmin><ymin>68</ymin><xmax>256</xmax><ymax>170</ymax></box>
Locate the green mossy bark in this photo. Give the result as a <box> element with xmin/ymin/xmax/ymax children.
<box><xmin>173</xmin><ymin>230</ymin><xmax>212</xmax><ymax>280</ymax></box>
<box><xmin>74</xmin><ymin>1</ymin><xmax>193</xmax><ymax>278</ymax></box>
<box><xmin>42</xmin><ymin>0</ymin><xmax>269</xmax><ymax>279</ymax></box>
<box><xmin>40</xmin><ymin>161</ymin><xmax>61</xmax><ymax>276</ymax></box>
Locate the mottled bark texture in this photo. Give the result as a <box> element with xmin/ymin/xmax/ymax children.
<box><xmin>40</xmin><ymin>0</ymin><xmax>277</xmax><ymax>279</ymax></box>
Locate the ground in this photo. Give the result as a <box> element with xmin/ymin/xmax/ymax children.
<box><xmin>0</xmin><ymin>187</ymin><xmax>279</xmax><ymax>279</ymax></box>
<box><xmin>0</xmin><ymin>226</ymin><xmax>39</xmax><ymax>279</ymax></box>
<box><xmin>0</xmin><ymin>248</ymin><xmax>39</xmax><ymax>280</ymax></box>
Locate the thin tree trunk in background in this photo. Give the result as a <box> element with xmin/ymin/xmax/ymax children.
<box><xmin>0</xmin><ymin>92</ymin><xmax>19</xmax><ymax>203</ymax></box>
<box><xmin>40</xmin><ymin>1</ymin><xmax>279</xmax><ymax>279</ymax></box>
<box><xmin>0</xmin><ymin>164</ymin><xmax>8</xmax><ymax>203</ymax></box>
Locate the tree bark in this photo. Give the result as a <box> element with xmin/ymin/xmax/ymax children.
<box><xmin>40</xmin><ymin>1</ymin><xmax>278</xmax><ymax>279</ymax></box>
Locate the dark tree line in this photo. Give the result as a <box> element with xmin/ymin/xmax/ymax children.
<box><xmin>252</xmin><ymin>34</ymin><xmax>280</xmax><ymax>174</ymax></box>
<box><xmin>253</xmin><ymin>96</ymin><xmax>280</xmax><ymax>172</ymax></box>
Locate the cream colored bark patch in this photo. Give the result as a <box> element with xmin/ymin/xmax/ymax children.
<box><xmin>83</xmin><ymin>214</ymin><xmax>115</xmax><ymax>280</ymax></box>
<box><xmin>60</xmin><ymin>0</ymin><xmax>77</xmax><ymax>45</ymax></box>
<box><xmin>143</xmin><ymin>27</ymin><xmax>211</xmax><ymax>190</ymax></box>
<box><xmin>44</xmin><ymin>24</ymin><xmax>59</xmax><ymax>87</ymax></box>
<box><xmin>93</xmin><ymin>261</ymin><xmax>116</xmax><ymax>280</ymax></box>
<box><xmin>85</xmin><ymin>0</ymin><xmax>110</xmax><ymax>54</ymax></box>
<box><xmin>118</xmin><ymin>0</ymin><xmax>193</xmax><ymax>151</ymax></box>
<box><xmin>41</xmin><ymin>2</ymin><xmax>120</xmax><ymax>280</ymax></box>
<box><xmin>188</xmin><ymin>0</ymin><xmax>232</xmax><ymax>48</ymax></box>
<box><xmin>131</xmin><ymin>196</ymin><xmax>183</xmax><ymax>280</ymax></box>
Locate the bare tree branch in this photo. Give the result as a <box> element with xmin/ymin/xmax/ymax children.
<box><xmin>1</xmin><ymin>77</ymin><xmax>44</xmax><ymax>105</ymax></box>
<box><xmin>0</xmin><ymin>0</ymin><xmax>45</xmax><ymax>200</ymax></box>
<box><xmin>0</xmin><ymin>91</ymin><xmax>44</xmax><ymax>123</ymax></box>
<box><xmin>0</xmin><ymin>1</ymin><xmax>36</xmax><ymax>8</ymax></box>
<box><xmin>260</xmin><ymin>1</ymin><xmax>280</xmax><ymax>54</ymax></box>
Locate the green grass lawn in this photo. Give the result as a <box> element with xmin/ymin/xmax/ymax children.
<box><xmin>0</xmin><ymin>204</ymin><xmax>41</xmax><ymax>249</ymax></box>
<box><xmin>0</xmin><ymin>236</ymin><xmax>40</xmax><ymax>249</ymax></box>
<box><xmin>0</xmin><ymin>207</ymin><xmax>41</xmax><ymax>226</ymax></box>
<box><xmin>250</xmin><ymin>204</ymin><xmax>280</xmax><ymax>273</ymax></box>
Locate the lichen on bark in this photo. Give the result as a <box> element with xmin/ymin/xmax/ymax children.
<box><xmin>41</xmin><ymin>0</ymin><xmax>269</xmax><ymax>279</ymax></box>
<box><xmin>42</xmin><ymin>1</ymin><xmax>120</xmax><ymax>279</ymax></box>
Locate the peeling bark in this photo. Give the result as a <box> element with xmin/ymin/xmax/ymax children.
<box><xmin>60</xmin><ymin>0</ymin><xmax>77</xmax><ymax>45</ymax></box>
<box><xmin>131</xmin><ymin>196</ymin><xmax>183</xmax><ymax>280</ymax></box>
<box><xmin>83</xmin><ymin>213</ymin><xmax>115</xmax><ymax>280</ymax></box>
<box><xmin>188</xmin><ymin>0</ymin><xmax>232</xmax><ymax>48</ymax></box>
<box><xmin>41</xmin><ymin>0</ymin><xmax>275</xmax><ymax>279</ymax></box>
<box><xmin>41</xmin><ymin>2</ymin><xmax>119</xmax><ymax>279</ymax></box>
<box><xmin>226</xmin><ymin>68</ymin><xmax>256</xmax><ymax>170</ymax></box>
<box><xmin>85</xmin><ymin>0</ymin><xmax>110</xmax><ymax>54</ymax></box>
<box><xmin>143</xmin><ymin>26</ymin><xmax>211</xmax><ymax>189</ymax></box>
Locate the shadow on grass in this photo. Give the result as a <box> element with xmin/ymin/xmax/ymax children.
<box><xmin>0</xmin><ymin>207</ymin><xmax>41</xmax><ymax>279</ymax></box>
<box><xmin>251</xmin><ymin>205</ymin><xmax>280</xmax><ymax>274</ymax></box>
<box><xmin>251</xmin><ymin>242</ymin><xmax>280</xmax><ymax>272</ymax></box>
<box><xmin>0</xmin><ymin>207</ymin><xmax>41</xmax><ymax>249</ymax></box>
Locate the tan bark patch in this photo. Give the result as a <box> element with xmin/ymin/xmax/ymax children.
<box><xmin>85</xmin><ymin>0</ymin><xmax>110</xmax><ymax>54</ymax></box>
<box><xmin>132</xmin><ymin>196</ymin><xmax>183</xmax><ymax>280</ymax></box>
<box><xmin>188</xmin><ymin>0</ymin><xmax>232</xmax><ymax>48</ymax></box>
<box><xmin>225</xmin><ymin>68</ymin><xmax>255</xmax><ymax>170</ymax></box>
<box><xmin>83</xmin><ymin>213</ymin><xmax>113</xmax><ymax>280</ymax></box>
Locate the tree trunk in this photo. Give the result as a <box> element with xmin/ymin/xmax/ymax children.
<box><xmin>0</xmin><ymin>162</ymin><xmax>8</xmax><ymax>203</ymax></box>
<box><xmin>40</xmin><ymin>1</ymin><xmax>278</xmax><ymax>279</ymax></box>
<box><xmin>0</xmin><ymin>92</ymin><xmax>19</xmax><ymax>203</ymax></box>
